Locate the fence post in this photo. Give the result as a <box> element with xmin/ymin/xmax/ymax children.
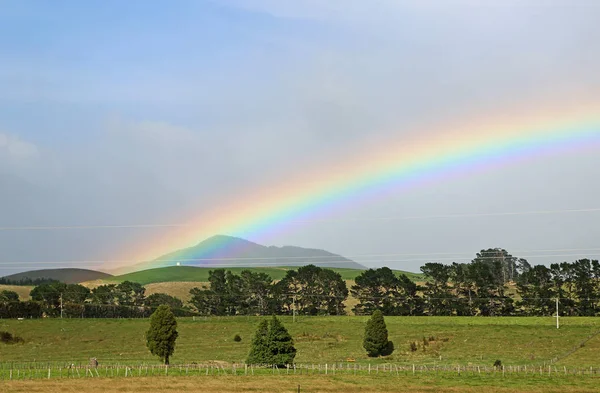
<box><xmin>325</xmin><ymin>364</ymin><xmax>328</xmax><ymax>375</ymax></box>
<box><xmin>412</xmin><ymin>364</ymin><xmax>415</xmax><ymax>375</ymax></box>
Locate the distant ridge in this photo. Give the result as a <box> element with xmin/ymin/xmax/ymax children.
<box><xmin>1</xmin><ymin>268</ymin><xmax>113</xmax><ymax>284</ymax></box>
<box><xmin>116</xmin><ymin>235</ymin><xmax>367</xmax><ymax>274</ymax></box>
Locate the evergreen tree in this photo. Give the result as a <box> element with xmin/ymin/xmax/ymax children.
<box><xmin>267</xmin><ymin>315</ymin><xmax>296</xmax><ymax>367</ymax></box>
<box><xmin>246</xmin><ymin>319</ymin><xmax>271</xmax><ymax>365</ymax></box>
<box><xmin>363</xmin><ymin>310</ymin><xmax>394</xmax><ymax>357</ymax></box>
<box><xmin>146</xmin><ymin>305</ymin><xmax>178</xmax><ymax>365</ymax></box>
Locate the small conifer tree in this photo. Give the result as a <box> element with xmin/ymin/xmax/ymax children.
<box><xmin>146</xmin><ymin>305</ymin><xmax>178</xmax><ymax>364</ymax></box>
<box><xmin>246</xmin><ymin>319</ymin><xmax>271</xmax><ymax>365</ymax></box>
<box><xmin>363</xmin><ymin>310</ymin><xmax>394</xmax><ymax>357</ymax></box>
<box><xmin>267</xmin><ymin>316</ymin><xmax>296</xmax><ymax>367</ymax></box>
<box><xmin>246</xmin><ymin>316</ymin><xmax>296</xmax><ymax>367</ymax></box>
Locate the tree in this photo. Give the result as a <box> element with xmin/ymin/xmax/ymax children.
<box><xmin>146</xmin><ymin>305</ymin><xmax>178</xmax><ymax>365</ymax></box>
<box><xmin>63</xmin><ymin>284</ymin><xmax>90</xmax><ymax>304</ymax></box>
<box><xmin>0</xmin><ymin>290</ymin><xmax>19</xmax><ymax>302</ymax></box>
<box><xmin>246</xmin><ymin>316</ymin><xmax>296</xmax><ymax>366</ymax></box>
<box><xmin>30</xmin><ymin>282</ymin><xmax>67</xmax><ymax>315</ymax></box>
<box><xmin>352</xmin><ymin>268</ymin><xmax>421</xmax><ymax>316</ymax></box>
<box><xmin>363</xmin><ymin>310</ymin><xmax>394</xmax><ymax>357</ymax></box>
<box><xmin>91</xmin><ymin>284</ymin><xmax>118</xmax><ymax>305</ymax></box>
<box><xmin>246</xmin><ymin>319</ymin><xmax>271</xmax><ymax>365</ymax></box>
<box><xmin>267</xmin><ymin>316</ymin><xmax>296</xmax><ymax>367</ymax></box>
<box><xmin>278</xmin><ymin>265</ymin><xmax>348</xmax><ymax>316</ymax></box>
<box><xmin>146</xmin><ymin>293</ymin><xmax>183</xmax><ymax>309</ymax></box>
<box><xmin>116</xmin><ymin>281</ymin><xmax>145</xmax><ymax>306</ymax></box>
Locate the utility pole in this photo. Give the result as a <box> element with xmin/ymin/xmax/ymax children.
<box><xmin>556</xmin><ymin>297</ymin><xmax>559</xmax><ymax>329</ymax></box>
<box><xmin>60</xmin><ymin>293</ymin><xmax>63</xmax><ymax>319</ymax></box>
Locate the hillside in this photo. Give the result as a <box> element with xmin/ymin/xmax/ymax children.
<box><xmin>1</xmin><ymin>268</ymin><xmax>113</xmax><ymax>284</ymax></box>
<box><xmin>116</xmin><ymin>235</ymin><xmax>367</xmax><ymax>274</ymax></box>
<box><xmin>106</xmin><ymin>265</ymin><xmax>423</xmax><ymax>285</ymax></box>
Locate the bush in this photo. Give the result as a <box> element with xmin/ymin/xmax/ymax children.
<box><xmin>0</xmin><ymin>331</ymin><xmax>24</xmax><ymax>344</ymax></box>
<box><xmin>363</xmin><ymin>310</ymin><xmax>394</xmax><ymax>357</ymax></box>
<box><xmin>410</xmin><ymin>341</ymin><xmax>418</xmax><ymax>352</ymax></box>
<box><xmin>428</xmin><ymin>335</ymin><xmax>436</xmax><ymax>342</ymax></box>
<box><xmin>234</xmin><ymin>334</ymin><xmax>242</xmax><ymax>342</ymax></box>
<box><xmin>422</xmin><ymin>336</ymin><xmax>429</xmax><ymax>346</ymax></box>
<box><xmin>494</xmin><ymin>360</ymin><xmax>502</xmax><ymax>369</ymax></box>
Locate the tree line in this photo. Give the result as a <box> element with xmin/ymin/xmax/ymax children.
<box><xmin>2</xmin><ymin>247</ymin><xmax>600</xmax><ymax>318</ymax></box>
<box><xmin>0</xmin><ymin>280</ymin><xmax>191</xmax><ymax>319</ymax></box>
<box><xmin>187</xmin><ymin>249</ymin><xmax>600</xmax><ymax>317</ymax></box>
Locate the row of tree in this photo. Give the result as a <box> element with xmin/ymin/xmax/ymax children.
<box><xmin>3</xmin><ymin>248</ymin><xmax>600</xmax><ymax>318</ymax></box>
<box><xmin>187</xmin><ymin>249</ymin><xmax>600</xmax><ymax>317</ymax></box>
<box><xmin>189</xmin><ymin>265</ymin><xmax>348</xmax><ymax>316</ymax></box>
<box><xmin>0</xmin><ymin>281</ymin><xmax>188</xmax><ymax>318</ymax></box>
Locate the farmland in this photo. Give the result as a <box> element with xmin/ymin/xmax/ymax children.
<box><xmin>2</xmin><ymin>316</ymin><xmax>600</xmax><ymax>392</ymax></box>
<box><xmin>1</xmin><ymin>316</ymin><xmax>598</xmax><ymax>367</ymax></box>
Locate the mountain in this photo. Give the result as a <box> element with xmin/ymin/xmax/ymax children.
<box><xmin>117</xmin><ymin>235</ymin><xmax>367</xmax><ymax>273</ymax></box>
<box><xmin>1</xmin><ymin>268</ymin><xmax>113</xmax><ymax>284</ymax></box>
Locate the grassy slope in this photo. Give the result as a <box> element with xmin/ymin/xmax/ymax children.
<box><xmin>0</xmin><ymin>284</ymin><xmax>33</xmax><ymax>300</ymax></box>
<box><xmin>107</xmin><ymin>266</ymin><xmax>424</xmax><ymax>285</ymax></box>
<box><xmin>1</xmin><ymin>317</ymin><xmax>598</xmax><ymax>368</ymax></box>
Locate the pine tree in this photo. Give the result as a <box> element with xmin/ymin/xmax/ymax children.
<box><xmin>146</xmin><ymin>305</ymin><xmax>178</xmax><ymax>365</ymax></box>
<box><xmin>267</xmin><ymin>316</ymin><xmax>296</xmax><ymax>367</ymax></box>
<box><xmin>363</xmin><ymin>310</ymin><xmax>394</xmax><ymax>357</ymax></box>
<box><xmin>246</xmin><ymin>319</ymin><xmax>271</xmax><ymax>365</ymax></box>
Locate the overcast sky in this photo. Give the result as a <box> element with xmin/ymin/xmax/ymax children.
<box><xmin>1</xmin><ymin>0</ymin><xmax>600</xmax><ymax>275</ymax></box>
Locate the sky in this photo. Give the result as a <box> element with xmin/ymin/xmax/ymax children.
<box><xmin>1</xmin><ymin>0</ymin><xmax>600</xmax><ymax>275</ymax></box>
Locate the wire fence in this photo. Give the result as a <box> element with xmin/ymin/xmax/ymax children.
<box><xmin>1</xmin><ymin>362</ymin><xmax>600</xmax><ymax>381</ymax></box>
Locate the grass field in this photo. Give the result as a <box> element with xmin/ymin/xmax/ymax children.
<box><xmin>3</xmin><ymin>374</ymin><xmax>600</xmax><ymax>393</ymax></box>
<box><xmin>1</xmin><ymin>316</ymin><xmax>598</xmax><ymax>368</ymax></box>
<box><xmin>105</xmin><ymin>266</ymin><xmax>424</xmax><ymax>285</ymax></box>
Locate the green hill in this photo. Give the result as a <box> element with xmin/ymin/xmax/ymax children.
<box><xmin>107</xmin><ymin>265</ymin><xmax>423</xmax><ymax>285</ymax></box>
<box><xmin>2</xmin><ymin>268</ymin><xmax>112</xmax><ymax>284</ymax></box>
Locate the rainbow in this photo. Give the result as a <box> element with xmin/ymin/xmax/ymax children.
<box><xmin>113</xmin><ymin>104</ymin><xmax>600</xmax><ymax>271</ymax></box>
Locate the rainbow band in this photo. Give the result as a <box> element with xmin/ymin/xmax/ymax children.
<box><xmin>115</xmin><ymin>107</ymin><xmax>600</xmax><ymax>271</ymax></box>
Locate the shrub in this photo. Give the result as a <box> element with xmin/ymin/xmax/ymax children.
<box><xmin>410</xmin><ymin>341</ymin><xmax>418</xmax><ymax>352</ymax></box>
<box><xmin>422</xmin><ymin>336</ymin><xmax>429</xmax><ymax>346</ymax></box>
<box><xmin>233</xmin><ymin>334</ymin><xmax>242</xmax><ymax>342</ymax></box>
<box><xmin>363</xmin><ymin>310</ymin><xmax>394</xmax><ymax>357</ymax></box>
<box><xmin>428</xmin><ymin>335</ymin><xmax>436</xmax><ymax>342</ymax></box>
<box><xmin>494</xmin><ymin>360</ymin><xmax>502</xmax><ymax>369</ymax></box>
<box><xmin>0</xmin><ymin>331</ymin><xmax>24</xmax><ymax>344</ymax></box>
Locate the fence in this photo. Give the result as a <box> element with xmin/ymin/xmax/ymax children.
<box><xmin>1</xmin><ymin>362</ymin><xmax>599</xmax><ymax>380</ymax></box>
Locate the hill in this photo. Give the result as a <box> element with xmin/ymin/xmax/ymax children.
<box><xmin>1</xmin><ymin>268</ymin><xmax>113</xmax><ymax>284</ymax></box>
<box><xmin>117</xmin><ymin>234</ymin><xmax>367</xmax><ymax>273</ymax></box>
<box><xmin>106</xmin><ymin>265</ymin><xmax>423</xmax><ymax>285</ymax></box>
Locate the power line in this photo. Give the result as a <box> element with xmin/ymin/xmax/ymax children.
<box><xmin>2</xmin><ymin>251</ymin><xmax>600</xmax><ymax>268</ymax></box>
<box><xmin>1</xmin><ymin>207</ymin><xmax>600</xmax><ymax>231</ymax></box>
